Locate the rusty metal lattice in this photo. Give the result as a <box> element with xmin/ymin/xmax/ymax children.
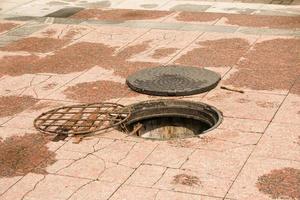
<box><xmin>34</xmin><ymin>102</ymin><xmax>131</xmax><ymax>136</ymax></box>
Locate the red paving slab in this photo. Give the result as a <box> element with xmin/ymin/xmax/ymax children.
<box><xmin>0</xmin><ymin>3</ymin><xmax>299</xmax><ymax>200</ymax></box>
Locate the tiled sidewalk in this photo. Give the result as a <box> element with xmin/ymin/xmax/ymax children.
<box><xmin>0</xmin><ymin>0</ymin><xmax>299</xmax><ymax>200</ymax></box>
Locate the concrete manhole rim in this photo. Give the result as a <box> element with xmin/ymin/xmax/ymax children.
<box><xmin>126</xmin><ymin>65</ymin><xmax>221</xmax><ymax>96</ymax></box>
<box><xmin>122</xmin><ymin>99</ymin><xmax>223</xmax><ymax>140</ymax></box>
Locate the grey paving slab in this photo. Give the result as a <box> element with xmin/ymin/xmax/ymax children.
<box><xmin>5</xmin><ymin>22</ymin><xmax>48</xmax><ymax>37</ymax></box>
<box><xmin>180</xmin><ymin>24</ymin><xmax>238</xmax><ymax>33</ymax></box>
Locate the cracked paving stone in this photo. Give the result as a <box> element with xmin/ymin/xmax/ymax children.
<box><xmin>125</xmin><ymin>164</ymin><xmax>166</xmax><ymax>187</ymax></box>
<box><xmin>58</xmin><ymin>154</ymin><xmax>105</xmax><ymax>179</ymax></box>
<box><xmin>68</xmin><ymin>180</ymin><xmax>120</xmax><ymax>200</ymax></box>
<box><xmin>227</xmin><ymin>157</ymin><xmax>300</xmax><ymax>200</ymax></box>
<box><xmin>22</xmin><ymin>174</ymin><xmax>90</xmax><ymax>200</ymax></box>
<box><xmin>98</xmin><ymin>162</ymin><xmax>134</xmax><ymax>183</ymax></box>
<box><xmin>93</xmin><ymin>140</ymin><xmax>136</xmax><ymax>163</ymax></box>
<box><xmin>153</xmin><ymin>168</ymin><xmax>232</xmax><ymax>197</ymax></box>
<box><xmin>0</xmin><ymin>173</ymin><xmax>44</xmax><ymax>200</ymax></box>
<box><xmin>144</xmin><ymin>144</ymin><xmax>194</xmax><ymax>168</ymax></box>
<box><xmin>118</xmin><ymin>141</ymin><xmax>157</xmax><ymax>168</ymax></box>
<box><xmin>110</xmin><ymin>185</ymin><xmax>159</xmax><ymax>200</ymax></box>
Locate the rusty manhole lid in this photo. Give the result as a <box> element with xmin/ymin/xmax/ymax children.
<box><xmin>126</xmin><ymin>65</ymin><xmax>221</xmax><ymax>96</ymax></box>
<box><xmin>34</xmin><ymin>102</ymin><xmax>130</xmax><ymax>136</ymax></box>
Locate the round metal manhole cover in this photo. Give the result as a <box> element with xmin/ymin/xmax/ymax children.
<box><xmin>126</xmin><ymin>65</ymin><xmax>221</xmax><ymax>96</ymax></box>
<box><xmin>34</xmin><ymin>103</ymin><xmax>131</xmax><ymax>136</ymax></box>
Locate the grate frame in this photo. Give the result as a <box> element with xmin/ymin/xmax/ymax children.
<box><xmin>34</xmin><ymin>102</ymin><xmax>131</xmax><ymax>136</ymax></box>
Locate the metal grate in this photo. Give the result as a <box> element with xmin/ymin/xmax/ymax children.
<box><xmin>34</xmin><ymin>102</ymin><xmax>131</xmax><ymax>136</ymax></box>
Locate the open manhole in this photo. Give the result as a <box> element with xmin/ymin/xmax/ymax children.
<box><xmin>122</xmin><ymin>99</ymin><xmax>222</xmax><ymax>140</ymax></box>
<box><xmin>126</xmin><ymin>65</ymin><xmax>221</xmax><ymax>96</ymax></box>
<box><xmin>34</xmin><ymin>102</ymin><xmax>130</xmax><ymax>136</ymax></box>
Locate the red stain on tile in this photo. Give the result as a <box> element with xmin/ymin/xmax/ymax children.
<box><xmin>152</xmin><ymin>47</ymin><xmax>178</xmax><ymax>59</ymax></box>
<box><xmin>291</xmin><ymin>78</ymin><xmax>300</xmax><ymax>96</ymax></box>
<box><xmin>0</xmin><ymin>133</ymin><xmax>56</xmax><ymax>177</ymax></box>
<box><xmin>63</xmin><ymin>80</ymin><xmax>137</xmax><ymax>102</ymax></box>
<box><xmin>71</xmin><ymin>9</ymin><xmax>172</xmax><ymax>21</ymax></box>
<box><xmin>175</xmin><ymin>12</ymin><xmax>222</xmax><ymax>22</ymax></box>
<box><xmin>0</xmin><ymin>22</ymin><xmax>18</xmax><ymax>33</ymax></box>
<box><xmin>42</xmin><ymin>83</ymin><xmax>58</xmax><ymax>90</ymax></box>
<box><xmin>175</xmin><ymin>12</ymin><xmax>300</xmax><ymax>29</ymax></box>
<box><xmin>224</xmin><ymin>14</ymin><xmax>300</xmax><ymax>29</ymax></box>
<box><xmin>0</xmin><ymin>95</ymin><xmax>38</xmax><ymax>117</ymax></box>
<box><xmin>2</xmin><ymin>37</ymin><xmax>69</xmax><ymax>53</ymax></box>
<box><xmin>175</xmin><ymin>38</ymin><xmax>250</xmax><ymax>67</ymax></box>
<box><xmin>41</xmin><ymin>29</ymin><xmax>57</xmax><ymax>37</ymax></box>
<box><xmin>0</xmin><ymin>41</ymin><xmax>157</xmax><ymax>76</ymax></box>
<box><xmin>0</xmin><ymin>55</ymin><xmax>40</xmax><ymax>76</ymax></box>
<box><xmin>225</xmin><ymin>39</ymin><xmax>300</xmax><ymax>92</ymax></box>
<box><xmin>256</xmin><ymin>168</ymin><xmax>300</xmax><ymax>199</ymax></box>
<box><xmin>172</xmin><ymin>174</ymin><xmax>201</xmax><ymax>186</ymax></box>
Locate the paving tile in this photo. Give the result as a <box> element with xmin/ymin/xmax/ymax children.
<box><xmin>59</xmin><ymin>137</ymin><xmax>100</xmax><ymax>153</ymax></box>
<box><xmin>156</xmin><ymin>190</ymin><xmax>222</xmax><ymax>200</ymax></box>
<box><xmin>78</xmin><ymin>25</ymin><xmax>149</xmax><ymax>47</ymax></box>
<box><xmin>172</xmin><ymin>32</ymin><xmax>257</xmax><ymax>67</ymax></box>
<box><xmin>0</xmin><ymin>126</ymin><xmax>35</xmax><ymax>139</ymax></box>
<box><xmin>2</xmin><ymin>115</ymin><xmax>36</xmax><ymax>130</ymax></box>
<box><xmin>110</xmin><ymin>185</ymin><xmax>159</xmax><ymax>200</ymax></box>
<box><xmin>46</xmin><ymin>66</ymin><xmax>126</xmax><ymax>102</ymax></box>
<box><xmin>182</xmin><ymin>146</ymin><xmax>254</xmax><ymax>180</ymax></box>
<box><xmin>31</xmin><ymin>23</ymin><xmax>93</xmax><ymax>41</ymax></box>
<box><xmin>144</xmin><ymin>144</ymin><xmax>194</xmax><ymax>168</ymax></box>
<box><xmin>6</xmin><ymin>22</ymin><xmax>48</xmax><ymax>36</ymax></box>
<box><xmin>55</xmin><ymin>149</ymin><xmax>87</xmax><ymax>160</ymax></box>
<box><xmin>160</xmin><ymin>1</ymin><xmax>213</xmax><ymax>12</ymax></box>
<box><xmin>0</xmin><ymin>173</ymin><xmax>44</xmax><ymax>200</ymax></box>
<box><xmin>0</xmin><ymin>72</ymin><xmax>83</xmax><ymax>99</ymax></box>
<box><xmin>226</xmin><ymin>156</ymin><xmax>300</xmax><ymax>199</ymax></box>
<box><xmin>58</xmin><ymin>154</ymin><xmax>105</xmax><ymax>179</ymax></box>
<box><xmin>252</xmin><ymin>123</ymin><xmax>300</xmax><ymax>161</ymax></box>
<box><xmin>7</xmin><ymin>1</ymin><xmax>66</xmax><ymax>17</ymax></box>
<box><xmin>273</xmin><ymin>94</ymin><xmax>300</xmax><ymax>125</ymax></box>
<box><xmin>115</xmin><ymin>0</ymin><xmax>171</xmax><ymax>10</ymax></box>
<box><xmin>75</xmin><ymin>0</ymin><xmax>123</xmax><ymax>9</ymax></box>
<box><xmin>202</xmin><ymin>88</ymin><xmax>285</xmax><ymax>121</ymax></box>
<box><xmin>180</xmin><ymin>24</ymin><xmax>237</xmax><ymax>33</ymax></box>
<box><xmin>118</xmin><ymin>141</ymin><xmax>158</xmax><ymax>168</ymax></box>
<box><xmin>98</xmin><ymin>162</ymin><xmax>134</xmax><ymax>183</ymax></box>
<box><xmin>23</xmin><ymin>174</ymin><xmax>90</xmax><ymax>200</ymax></box>
<box><xmin>118</xmin><ymin>29</ymin><xmax>201</xmax><ymax>63</ymax></box>
<box><xmin>153</xmin><ymin>168</ymin><xmax>231</xmax><ymax>197</ymax></box>
<box><xmin>68</xmin><ymin>180</ymin><xmax>120</xmax><ymax>200</ymax></box>
<box><xmin>93</xmin><ymin>140</ymin><xmax>136</xmax><ymax>163</ymax></box>
<box><xmin>46</xmin><ymin>159</ymin><xmax>75</xmax><ymax>174</ymax></box>
<box><xmin>0</xmin><ymin>2</ymin><xmax>20</xmax><ymax>14</ymax></box>
<box><xmin>18</xmin><ymin>99</ymin><xmax>74</xmax><ymax>118</ymax></box>
<box><xmin>218</xmin><ymin>117</ymin><xmax>269</xmax><ymax>133</ymax></box>
<box><xmin>125</xmin><ymin>164</ymin><xmax>166</xmax><ymax>187</ymax></box>
<box><xmin>0</xmin><ymin>176</ymin><xmax>22</xmax><ymax>196</ymax></box>
<box><xmin>206</xmin><ymin>2</ymin><xmax>263</xmax><ymax>14</ymax></box>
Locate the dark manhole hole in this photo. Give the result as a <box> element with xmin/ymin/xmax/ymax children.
<box><xmin>126</xmin><ymin>65</ymin><xmax>221</xmax><ymax>96</ymax></box>
<box><xmin>34</xmin><ymin>102</ymin><xmax>131</xmax><ymax>136</ymax></box>
<box><xmin>122</xmin><ymin>99</ymin><xmax>222</xmax><ymax>140</ymax></box>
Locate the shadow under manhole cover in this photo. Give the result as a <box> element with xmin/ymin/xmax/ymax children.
<box><xmin>126</xmin><ymin>65</ymin><xmax>221</xmax><ymax>96</ymax></box>
<box><xmin>121</xmin><ymin>99</ymin><xmax>222</xmax><ymax>140</ymax></box>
